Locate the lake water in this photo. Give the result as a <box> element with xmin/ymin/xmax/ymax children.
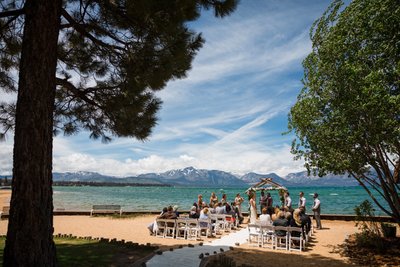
<box><xmin>53</xmin><ymin>185</ymin><xmax>389</xmax><ymax>215</ymax></box>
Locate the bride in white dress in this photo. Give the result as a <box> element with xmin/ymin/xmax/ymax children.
<box><xmin>249</xmin><ymin>192</ymin><xmax>257</xmax><ymax>224</ymax></box>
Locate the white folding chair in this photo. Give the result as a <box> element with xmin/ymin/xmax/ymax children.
<box><xmin>224</xmin><ymin>215</ymin><xmax>234</xmax><ymax>232</ymax></box>
<box><xmin>288</xmin><ymin>226</ymin><xmax>305</xmax><ymax>252</ymax></box>
<box><xmin>261</xmin><ymin>224</ymin><xmax>275</xmax><ymax>249</ymax></box>
<box><xmin>248</xmin><ymin>223</ymin><xmax>262</xmax><ymax>247</ymax></box>
<box><xmin>213</xmin><ymin>214</ymin><xmax>226</xmax><ymax>234</ymax></box>
<box><xmin>185</xmin><ymin>219</ymin><xmax>199</xmax><ymax>240</ymax></box>
<box><xmin>164</xmin><ymin>219</ymin><xmax>176</xmax><ymax>239</ymax></box>
<box><xmin>175</xmin><ymin>218</ymin><xmax>188</xmax><ymax>239</ymax></box>
<box><xmin>198</xmin><ymin>218</ymin><xmax>212</xmax><ymax>238</ymax></box>
<box><xmin>155</xmin><ymin>219</ymin><xmax>166</xmax><ymax>238</ymax></box>
<box><xmin>273</xmin><ymin>226</ymin><xmax>288</xmax><ymax>250</ymax></box>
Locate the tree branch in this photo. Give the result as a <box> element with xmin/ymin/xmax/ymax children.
<box><xmin>0</xmin><ymin>8</ymin><xmax>24</xmax><ymax>18</ymax></box>
<box><xmin>56</xmin><ymin>78</ymin><xmax>102</xmax><ymax>109</ymax></box>
<box><xmin>349</xmin><ymin>171</ymin><xmax>393</xmax><ymax>216</ymax></box>
<box><xmin>394</xmin><ymin>158</ymin><xmax>400</xmax><ymax>184</ymax></box>
<box><xmin>61</xmin><ymin>8</ymin><xmax>124</xmax><ymax>51</ymax></box>
<box><xmin>0</xmin><ymin>15</ymin><xmax>20</xmax><ymax>32</ymax></box>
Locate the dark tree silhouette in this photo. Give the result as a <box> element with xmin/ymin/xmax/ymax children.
<box><xmin>0</xmin><ymin>0</ymin><xmax>238</xmax><ymax>265</ymax></box>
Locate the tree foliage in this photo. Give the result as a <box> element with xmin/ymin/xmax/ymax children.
<box><xmin>0</xmin><ymin>0</ymin><xmax>238</xmax><ymax>265</ymax></box>
<box><xmin>288</xmin><ymin>0</ymin><xmax>400</xmax><ymax>224</ymax></box>
<box><xmin>0</xmin><ymin>0</ymin><xmax>238</xmax><ymax>142</ymax></box>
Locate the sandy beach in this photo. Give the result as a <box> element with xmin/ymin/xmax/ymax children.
<box><xmin>1</xmin><ymin>189</ymin><xmax>397</xmax><ymax>266</ymax></box>
<box><xmin>0</xmin><ymin>214</ymin><xmax>359</xmax><ymax>266</ymax></box>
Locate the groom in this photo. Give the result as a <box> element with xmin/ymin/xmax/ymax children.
<box><xmin>312</xmin><ymin>193</ymin><xmax>322</xmax><ymax>229</ymax></box>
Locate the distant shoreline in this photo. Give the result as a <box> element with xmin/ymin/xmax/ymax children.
<box><xmin>53</xmin><ymin>181</ymin><xmax>172</xmax><ymax>187</ymax></box>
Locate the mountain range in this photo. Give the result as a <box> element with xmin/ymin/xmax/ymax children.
<box><xmin>44</xmin><ymin>166</ymin><xmax>359</xmax><ymax>187</ymax></box>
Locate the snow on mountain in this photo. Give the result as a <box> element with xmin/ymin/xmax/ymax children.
<box><xmin>50</xmin><ymin>167</ymin><xmax>361</xmax><ymax>187</ymax></box>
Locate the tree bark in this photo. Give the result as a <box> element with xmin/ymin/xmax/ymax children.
<box><xmin>4</xmin><ymin>0</ymin><xmax>62</xmax><ymax>266</ymax></box>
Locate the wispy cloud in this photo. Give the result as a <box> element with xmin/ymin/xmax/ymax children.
<box><xmin>0</xmin><ymin>0</ymin><xmax>333</xmax><ymax>177</ymax></box>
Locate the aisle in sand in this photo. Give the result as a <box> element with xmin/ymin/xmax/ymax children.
<box><xmin>146</xmin><ymin>228</ymin><xmax>248</xmax><ymax>267</ymax></box>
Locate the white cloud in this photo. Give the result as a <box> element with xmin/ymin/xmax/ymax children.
<box><xmin>0</xmin><ymin>0</ymin><xmax>332</xmax><ymax>178</ymax></box>
<box><xmin>51</xmin><ymin>143</ymin><xmax>304</xmax><ymax>177</ymax></box>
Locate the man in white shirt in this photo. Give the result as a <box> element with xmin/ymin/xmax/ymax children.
<box><xmin>312</xmin><ymin>193</ymin><xmax>322</xmax><ymax>229</ymax></box>
<box><xmin>284</xmin><ymin>192</ymin><xmax>292</xmax><ymax>211</ymax></box>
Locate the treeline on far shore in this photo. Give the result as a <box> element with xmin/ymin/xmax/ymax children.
<box><xmin>53</xmin><ymin>181</ymin><xmax>172</xmax><ymax>187</ymax></box>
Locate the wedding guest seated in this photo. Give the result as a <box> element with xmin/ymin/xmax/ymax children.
<box><xmin>272</xmin><ymin>211</ymin><xmax>289</xmax><ymax>236</ymax></box>
<box><xmin>199</xmin><ymin>208</ymin><xmax>211</xmax><ymax>234</ymax></box>
<box><xmin>215</xmin><ymin>202</ymin><xmax>226</xmax><ymax>214</ymax></box>
<box><xmin>299</xmin><ymin>206</ymin><xmax>311</xmax><ymax>235</ymax></box>
<box><xmin>209</xmin><ymin>203</ymin><xmax>218</xmax><ymax>214</ymax></box>
<box><xmin>147</xmin><ymin>207</ymin><xmax>167</xmax><ymax>235</ymax></box>
<box><xmin>199</xmin><ymin>208</ymin><xmax>209</xmax><ymax>223</ymax></box>
<box><xmin>159</xmin><ymin>205</ymin><xmax>178</xmax><ymax>219</ymax></box>
<box><xmin>284</xmin><ymin>206</ymin><xmax>292</xmax><ymax>219</ymax></box>
<box><xmin>271</xmin><ymin>206</ymin><xmax>281</xmax><ymax>221</ymax></box>
<box><xmin>259</xmin><ymin>207</ymin><xmax>272</xmax><ymax>226</ymax></box>
<box><xmin>173</xmin><ymin>205</ymin><xmax>180</xmax><ymax>217</ymax></box>
<box><xmin>189</xmin><ymin>203</ymin><xmax>199</xmax><ymax>218</ymax></box>
<box><xmin>290</xmin><ymin>209</ymin><xmax>304</xmax><ymax>237</ymax></box>
<box><xmin>285</xmin><ymin>210</ymin><xmax>292</xmax><ymax>222</ymax></box>
<box><xmin>224</xmin><ymin>203</ymin><xmax>236</xmax><ymax>224</ymax></box>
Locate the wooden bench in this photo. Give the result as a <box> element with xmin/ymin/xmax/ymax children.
<box><xmin>90</xmin><ymin>205</ymin><xmax>122</xmax><ymax>216</ymax></box>
<box><xmin>0</xmin><ymin>206</ymin><xmax>10</xmax><ymax>219</ymax></box>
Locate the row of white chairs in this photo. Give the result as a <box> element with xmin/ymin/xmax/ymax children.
<box><xmin>209</xmin><ymin>214</ymin><xmax>236</xmax><ymax>233</ymax></box>
<box><xmin>155</xmin><ymin>214</ymin><xmax>237</xmax><ymax>240</ymax></box>
<box><xmin>248</xmin><ymin>224</ymin><xmax>309</xmax><ymax>252</ymax></box>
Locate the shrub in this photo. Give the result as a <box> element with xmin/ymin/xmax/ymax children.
<box><xmin>354</xmin><ymin>200</ymin><xmax>385</xmax><ymax>251</ymax></box>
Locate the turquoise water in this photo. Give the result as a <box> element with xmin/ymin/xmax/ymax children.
<box><xmin>53</xmin><ymin>186</ymin><xmax>389</xmax><ymax>215</ymax></box>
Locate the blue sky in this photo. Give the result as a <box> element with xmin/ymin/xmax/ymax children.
<box><xmin>0</xmin><ymin>0</ymin><xmax>338</xmax><ymax>177</ymax></box>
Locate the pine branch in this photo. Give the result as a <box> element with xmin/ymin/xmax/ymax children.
<box><xmin>0</xmin><ymin>8</ymin><xmax>24</xmax><ymax>18</ymax></box>
<box><xmin>0</xmin><ymin>15</ymin><xmax>20</xmax><ymax>32</ymax></box>
<box><xmin>79</xmin><ymin>0</ymin><xmax>94</xmax><ymax>23</ymax></box>
<box><xmin>61</xmin><ymin>8</ymin><xmax>124</xmax><ymax>51</ymax></box>
<box><xmin>56</xmin><ymin>77</ymin><xmax>102</xmax><ymax>109</ymax></box>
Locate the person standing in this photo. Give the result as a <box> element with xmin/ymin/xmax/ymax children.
<box><xmin>209</xmin><ymin>192</ymin><xmax>218</xmax><ymax>207</ymax></box>
<box><xmin>198</xmin><ymin>194</ymin><xmax>203</xmax><ymax>210</ymax></box>
<box><xmin>266</xmin><ymin>192</ymin><xmax>273</xmax><ymax>208</ymax></box>
<box><xmin>221</xmin><ymin>193</ymin><xmax>228</xmax><ymax>205</ymax></box>
<box><xmin>312</xmin><ymin>193</ymin><xmax>322</xmax><ymax>229</ymax></box>
<box><xmin>234</xmin><ymin>193</ymin><xmax>244</xmax><ymax>216</ymax></box>
<box><xmin>259</xmin><ymin>191</ymin><xmax>267</xmax><ymax>214</ymax></box>
<box><xmin>298</xmin><ymin>191</ymin><xmax>306</xmax><ymax>211</ymax></box>
<box><xmin>249</xmin><ymin>192</ymin><xmax>257</xmax><ymax>224</ymax></box>
<box><xmin>284</xmin><ymin>192</ymin><xmax>292</xmax><ymax>211</ymax></box>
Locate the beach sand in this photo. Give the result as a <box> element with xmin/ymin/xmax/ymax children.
<box><xmin>0</xmin><ymin>190</ymin><xmax>11</xmax><ymax>209</ymax></box>
<box><xmin>0</xmin><ymin>190</ymin><xmax>385</xmax><ymax>266</ymax></box>
<box><xmin>0</xmin><ymin>216</ymin><xmax>359</xmax><ymax>265</ymax></box>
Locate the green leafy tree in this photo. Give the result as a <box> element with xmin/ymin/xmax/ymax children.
<box><xmin>0</xmin><ymin>0</ymin><xmax>238</xmax><ymax>265</ymax></box>
<box><xmin>288</xmin><ymin>0</ymin><xmax>400</xmax><ymax>225</ymax></box>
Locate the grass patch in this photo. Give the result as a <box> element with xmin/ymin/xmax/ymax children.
<box><xmin>0</xmin><ymin>236</ymin><xmax>155</xmax><ymax>266</ymax></box>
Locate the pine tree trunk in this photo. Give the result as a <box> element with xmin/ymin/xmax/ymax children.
<box><xmin>3</xmin><ymin>0</ymin><xmax>62</xmax><ymax>266</ymax></box>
